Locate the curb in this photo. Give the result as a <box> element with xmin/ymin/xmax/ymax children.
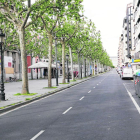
<box><xmin>0</xmin><ymin>72</ymin><xmax>108</xmax><ymax>114</ymax></box>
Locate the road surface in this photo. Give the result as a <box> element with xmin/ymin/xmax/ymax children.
<box><xmin>0</xmin><ymin>69</ymin><xmax>140</xmax><ymax>140</ymax></box>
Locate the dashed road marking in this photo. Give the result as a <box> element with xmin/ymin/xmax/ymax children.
<box><xmin>79</xmin><ymin>96</ymin><xmax>85</xmax><ymax>101</ymax></box>
<box><xmin>63</xmin><ymin>107</ymin><xmax>72</xmax><ymax>114</ymax></box>
<box><xmin>30</xmin><ymin>130</ymin><xmax>45</xmax><ymax>140</ymax></box>
<box><xmin>88</xmin><ymin>90</ymin><xmax>91</xmax><ymax>93</ymax></box>
<box><xmin>93</xmin><ymin>87</ymin><xmax>95</xmax><ymax>88</ymax></box>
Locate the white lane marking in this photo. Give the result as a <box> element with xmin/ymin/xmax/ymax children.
<box><xmin>93</xmin><ymin>87</ymin><xmax>95</xmax><ymax>88</ymax></box>
<box><xmin>79</xmin><ymin>96</ymin><xmax>85</xmax><ymax>101</ymax></box>
<box><xmin>123</xmin><ymin>83</ymin><xmax>140</xmax><ymax>114</ymax></box>
<box><xmin>0</xmin><ymin>78</ymin><xmax>91</xmax><ymax>117</ymax></box>
<box><xmin>30</xmin><ymin>130</ymin><xmax>45</xmax><ymax>140</ymax></box>
<box><xmin>63</xmin><ymin>107</ymin><xmax>72</xmax><ymax>114</ymax></box>
<box><xmin>0</xmin><ymin>75</ymin><xmax>101</xmax><ymax>117</ymax></box>
<box><xmin>88</xmin><ymin>90</ymin><xmax>91</xmax><ymax>93</ymax></box>
<box><xmin>97</xmin><ymin>84</ymin><xmax>98</xmax><ymax>85</ymax></box>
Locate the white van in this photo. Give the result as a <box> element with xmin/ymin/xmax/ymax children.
<box><xmin>120</xmin><ymin>68</ymin><xmax>133</xmax><ymax>80</ymax></box>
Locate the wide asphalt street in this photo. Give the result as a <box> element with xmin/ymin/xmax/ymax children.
<box><xmin>1</xmin><ymin>69</ymin><xmax>140</xmax><ymax>140</ymax></box>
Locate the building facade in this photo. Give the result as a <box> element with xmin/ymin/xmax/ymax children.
<box><xmin>118</xmin><ymin>36</ymin><xmax>124</xmax><ymax>67</ymax></box>
<box><xmin>118</xmin><ymin>3</ymin><xmax>134</xmax><ymax>68</ymax></box>
<box><xmin>134</xmin><ymin>0</ymin><xmax>140</xmax><ymax>59</ymax></box>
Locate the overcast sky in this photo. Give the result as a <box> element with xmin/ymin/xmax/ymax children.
<box><xmin>82</xmin><ymin>0</ymin><xmax>132</xmax><ymax>57</ymax></box>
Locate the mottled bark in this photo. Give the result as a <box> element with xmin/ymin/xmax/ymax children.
<box><xmin>18</xmin><ymin>28</ymin><xmax>29</xmax><ymax>94</ymax></box>
<box><xmin>94</xmin><ymin>60</ymin><xmax>95</xmax><ymax>76</ymax></box>
<box><xmin>19</xmin><ymin>52</ymin><xmax>22</xmax><ymax>80</ymax></box>
<box><xmin>69</xmin><ymin>46</ymin><xmax>74</xmax><ymax>80</ymax></box>
<box><xmin>62</xmin><ymin>41</ymin><xmax>66</xmax><ymax>83</ymax></box>
<box><xmin>78</xmin><ymin>53</ymin><xmax>81</xmax><ymax>79</ymax></box>
<box><xmin>48</xmin><ymin>34</ymin><xmax>53</xmax><ymax>87</ymax></box>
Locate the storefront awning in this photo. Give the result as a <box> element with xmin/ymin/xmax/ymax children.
<box><xmin>28</xmin><ymin>62</ymin><xmax>56</xmax><ymax>69</ymax></box>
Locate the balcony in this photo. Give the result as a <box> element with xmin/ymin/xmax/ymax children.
<box><xmin>135</xmin><ymin>23</ymin><xmax>140</xmax><ymax>38</ymax></box>
<box><xmin>135</xmin><ymin>7</ymin><xmax>140</xmax><ymax>24</ymax></box>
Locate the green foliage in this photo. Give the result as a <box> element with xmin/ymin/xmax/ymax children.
<box><xmin>14</xmin><ymin>93</ymin><xmax>37</xmax><ymax>96</ymax></box>
<box><xmin>43</xmin><ymin>87</ymin><xmax>57</xmax><ymax>89</ymax></box>
<box><xmin>25</xmin><ymin>98</ymin><xmax>31</xmax><ymax>101</ymax></box>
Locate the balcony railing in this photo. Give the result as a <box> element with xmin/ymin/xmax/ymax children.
<box><xmin>134</xmin><ymin>22</ymin><xmax>140</xmax><ymax>33</ymax></box>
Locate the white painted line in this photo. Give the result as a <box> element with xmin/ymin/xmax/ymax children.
<box><xmin>0</xmin><ymin>79</ymin><xmax>89</xmax><ymax>117</ymax></box>
<box><xmin>63</xmin><ymin>107</ymin><xmax>72</xmax><ymax>114</ymax></box>
<box><xmin>79</xmin><ymin>96</ymin><xmax>85</xmax><ymax>100</ymax></box>
<box><xmin>0</xmin><ymin>75</ymin><xmax>100</xmax><ymax>117</ymax></box>
<box><xmin>93</xmin><ymin>87</ymin><xmax>95</xmax><ymax>88</ymax></box>
<box><xmin>123</xmin><ymin>83</ymin><xmax>140</xmax><ymax>114</ymax></box>
<box><xmin>88</xmin><ymin>90</ymin><xmax>91</xmax><ymax>93</ymax></box>
<box><xmin>97</xmin><ymin>84</ymin><xmax>98</xmax><ymax>85</ymax></box>
<box><xmin>30</xmin><ymin>130</ymin><xmax>45</xmax><ymax>140</ymax></box>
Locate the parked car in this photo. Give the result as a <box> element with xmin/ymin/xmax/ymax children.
<box><xmin>120</xmin><ymin>68</ymin><xmax>133</xmax><ymax>80</ymax></box>
<box><xmin>117</xmin><ymin>67</ymin><xmax>122</xmax><ymax>74</ymax></box>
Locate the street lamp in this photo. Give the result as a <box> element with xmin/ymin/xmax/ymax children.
<box><xmin>0</xmin><ymin>29</ymin><xmax>5</xmax><ymax>100</ymax></box>
<box><xmin>66</xmin><ymin>54</ymin><xmax>69</xmax><ymax>83</ymax></box>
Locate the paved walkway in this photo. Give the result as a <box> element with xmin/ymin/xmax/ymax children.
<box><xmin>0</xmin><ymin>76</ymin><xmax>93</xmax><ymax>108</ymax></box>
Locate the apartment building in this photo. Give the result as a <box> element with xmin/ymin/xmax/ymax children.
<box><xmin>118</xmin><ymin>3</ymin><xmax>134</xmax><ymax>68</ymax></box>
<box><xmin>134</xmin><ymin>0</ymin><xmax>140</xmax><ymax>59</ymax></box>
<box><xmin>125</xmin><ymin>3</ymin><xmax>134</xmax><ymax>59</ymax></box>
<box><xmin>118</xmin><ymin>36</ymin><xmax>124</xmax><ymax>67</ymax></box>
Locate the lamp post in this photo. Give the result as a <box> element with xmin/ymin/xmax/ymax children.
<box><xmin>0</xmin><ymin>29</ymin><xmax>5</xmax><ymax>100</ymax></box>
<box><xmin>55</xmin><ymin>34</ymin><xmax>59</xmax><ymax>86</ymax></box>
<box><xmin>66</xmin><ymin>54</ymin><xmax>69</xmax><ymax>83</ymax></box>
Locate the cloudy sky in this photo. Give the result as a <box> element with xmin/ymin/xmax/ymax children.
<box><xmin>82</xmin><ymin>0</ymin><xmax>132</xmax><ymax>57</ymax></box>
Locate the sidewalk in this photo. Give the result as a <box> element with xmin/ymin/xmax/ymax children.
<box><xmin>0</xmin><ymin>76</ymin><xmax>96</xmax><ymax>110</ymax></box>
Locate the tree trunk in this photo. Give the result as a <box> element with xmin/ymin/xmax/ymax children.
<box><xmin>48</xmin><ymin>34</ymin><xmax>53</xmax><ymax>87</ymax></box>
<box><xmin>87</xmin><ymin>59</ymin><xmax>88</xmax><ymax>76</ymax></box>
<box><xmin>83</xmin><ymin>57</ymin><xmax>85</xmax><ymax>77</ymax></box>
<box><xmin>94</xmin><ymin>60</ymin><xmax>95</xmax><ymax>76</ymax></box>
<box><xmin>18</xmin><ymin>51</ymin><xmax>22</xmax><ymax>80</ymax></box>
<box><xmin>38</xmin><ymin>56</ymin><xmax>42</xmax><ymax>79</ymax></box>
<box><xmin>18</xmin><ymin>28</ymin><xmax>29</xmax><ymax>94</ymax></box>
<box><xmin>96</xmin><ymin>60</ymin><xmax>98</xmax><ymax>75</ymax></box>
<box><xmin>89</xmin><ymin>60</ymin><xmax>90</xmax><ymax>75</ymax></box>
<box><xmin>78</xmin><ymin>53</ymin><xmax>81</xmax><ymax>79</ymax></box>
<box><xmin>62</xmin><ymin>41</ymin><xmax>66</xmax><ymax>83</ymax></box>
<box><xmin>69</xmin><ymin>46</ymin><xmax>74</xmax><ymax>80</ymax></box>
